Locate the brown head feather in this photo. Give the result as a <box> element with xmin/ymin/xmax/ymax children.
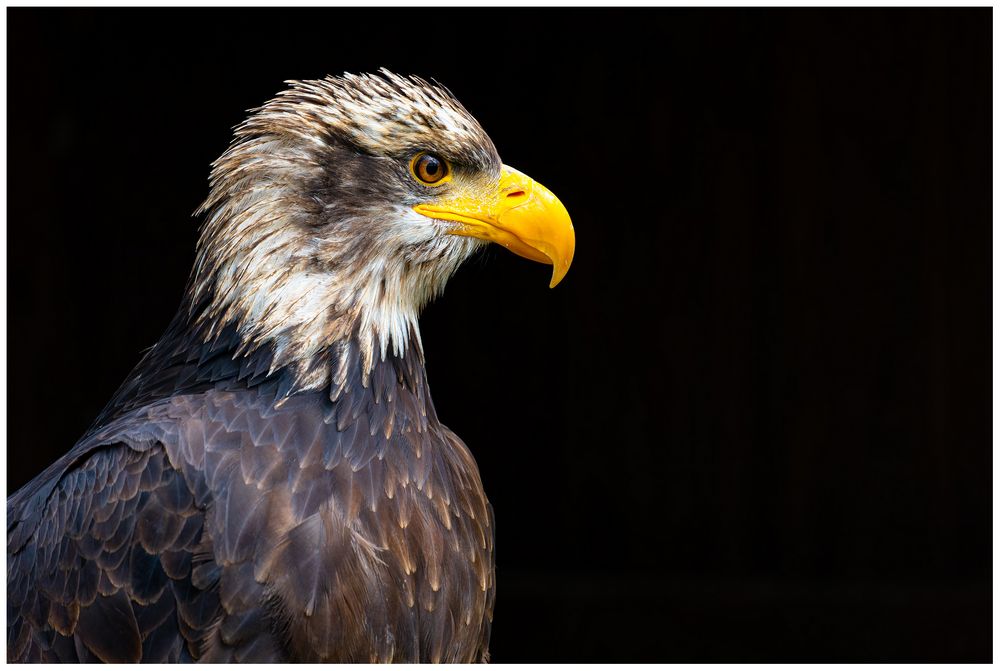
<box><xmin>189</xmin><ymin>70</ymin><xmax>501</xmax><ymax>390</ymax></box>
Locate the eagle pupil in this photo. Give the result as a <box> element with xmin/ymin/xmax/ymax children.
<box><xmin>424</xmin><ymin>158</ymin><xmax>439</xmax><ymax>175</ymax></box>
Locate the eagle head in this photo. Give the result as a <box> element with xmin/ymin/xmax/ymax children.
<box><xmin>189</xmin><ymin>70</ymin><xmax>574</xmax><ymax>389</ymax></box>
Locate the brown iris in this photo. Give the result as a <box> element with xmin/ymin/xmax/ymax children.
<box><xmin>411</xmin><ymin>152</ymin><xmax>451</xmax><ymax>186</ymax></box>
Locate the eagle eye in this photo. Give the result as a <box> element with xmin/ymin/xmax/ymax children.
<box><xmin>410</xmin><ymin>152</ymin><xmax>451</xmax><ymax>186</ymax></box>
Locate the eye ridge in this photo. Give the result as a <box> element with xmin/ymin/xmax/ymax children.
<box><xmin>410</xmin><ymin>152</ymin><xmax>452</xmax><ymax>186</ymax></box>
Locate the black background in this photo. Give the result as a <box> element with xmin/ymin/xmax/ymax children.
<box><xmin>7</xmin><ymin>8</ymin><xmax>991</xmax><ymax>663</ymax></box>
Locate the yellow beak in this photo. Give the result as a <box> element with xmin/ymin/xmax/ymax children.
<box><xmin>414</xmin><ymin>165</ymin><xmax>575</xmax><ymax>287</ymax></box>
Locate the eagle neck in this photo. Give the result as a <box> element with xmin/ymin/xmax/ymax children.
<box><xmin>89</xmin><ymin>298</ymin><xmax>435</xmax><ymax>434</ymax></box>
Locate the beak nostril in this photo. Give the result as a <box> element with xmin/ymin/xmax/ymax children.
<box><xmin>506</xmin><ymin>190</ymin><xmax>526</xmax><ymax>199</ymax></box>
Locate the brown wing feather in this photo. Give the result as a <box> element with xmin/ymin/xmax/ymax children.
<box><xmin>7</xmin><ymin>444</ymin><xmax>204</xmax><ymax>662</ymax></box>
<box><xmin>9</xmin><ymin>351</ymin><xmax>494</xmax><ymax>662</ymax></box>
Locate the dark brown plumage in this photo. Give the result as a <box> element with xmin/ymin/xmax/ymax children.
<box><xmin>7</xmin><ymin>70</ymin><xmax>573</xmax><ymax>662</ymax></box>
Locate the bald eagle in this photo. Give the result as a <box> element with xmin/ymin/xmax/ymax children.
<box><xmin>7</xmin><ymin>71</ymin><xmax>574</xmax><ymax>663</ymax></box>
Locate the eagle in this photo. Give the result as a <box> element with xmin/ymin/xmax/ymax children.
<box><xmin>7</xmin><ymin>70</ymin><xmax>574</xmax><ymax>663</ymax></box>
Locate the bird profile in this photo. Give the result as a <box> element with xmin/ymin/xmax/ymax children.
<box><xmin>7</xmin><ymin>70</ymin><xmax>574</xmax><ymax>663</ymax></box>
